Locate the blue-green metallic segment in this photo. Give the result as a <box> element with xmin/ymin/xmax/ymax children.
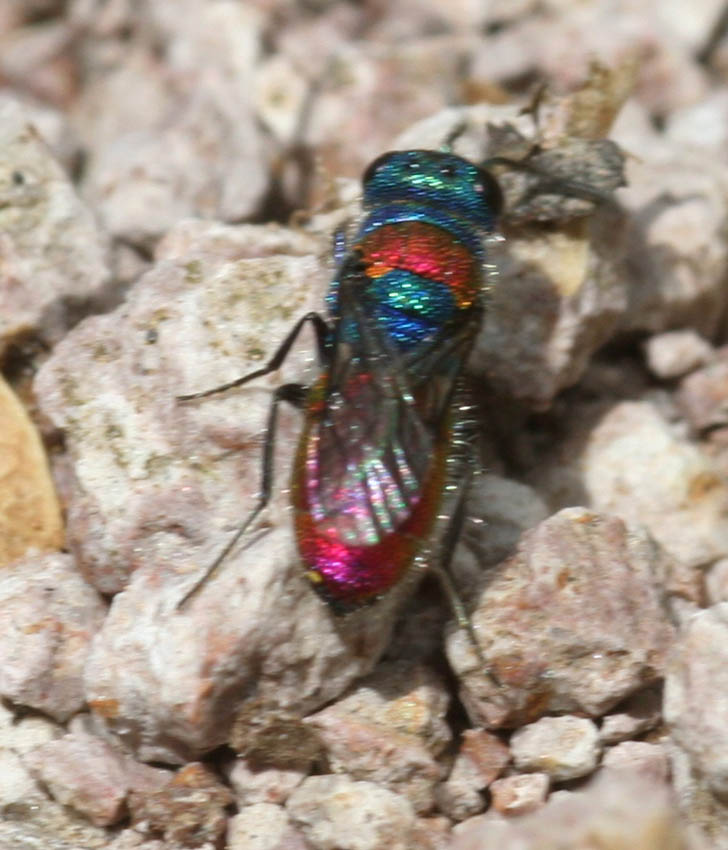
<box><xmin>366</xmin><ymin>269</ymin><xmax>457</xmax><ymax>347</ymax></box>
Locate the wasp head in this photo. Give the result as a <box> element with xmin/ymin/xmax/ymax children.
<box><xmin>361</xmin><ymin>149</ymin><xmax>502</xmax><ymax>231</ymax></box>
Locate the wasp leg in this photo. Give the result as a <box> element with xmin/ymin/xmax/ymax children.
<box><xmin>177</xmin><ymin>312</ymin><xmax>330</xmax><ymax>401</ymax></box>
<box><xmin>429</xmin><ymin>466</ymin><xmax>502</xmax><ymax>688</ymax></box>
<box><xmin>177</xmin><ymin>382</ymin><xmax>307</xmax><ymax>608</ymax></box>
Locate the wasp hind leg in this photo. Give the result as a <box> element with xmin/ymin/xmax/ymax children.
<box><xmin>429</xmin><ymin>465</ymin><xmax>502</xmax><ymax>689</ymax></box>
<box><xmin>177</xmin><ymin>381</ymin><xmax>307</xmax><ymax>608</ymax></box>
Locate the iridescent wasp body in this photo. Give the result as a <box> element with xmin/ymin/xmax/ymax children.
<box><xmin>179</xmin><ymin>149</ymin><xmax>503</xmax><ymax>624</ymax></box>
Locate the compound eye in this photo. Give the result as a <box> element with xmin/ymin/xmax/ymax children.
<box><xmin>474</xmin><ymin>168</ymin><xmax>504</xmax><ymax>218</ymax></box>
<box><xmin>439</xmin><ymin>163</ymin><xmax>457</xmax><ymax>179</ymax></box>
<box><xmin>362</xmin><ymin>151</ymin><xmax>398</xmax><ymax>188</ymax></box>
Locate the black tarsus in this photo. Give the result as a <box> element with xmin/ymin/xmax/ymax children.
<box><xmin>429</xmin><ymin>462</ymin><xmax>502</xmax><ymax>688</ymax></box>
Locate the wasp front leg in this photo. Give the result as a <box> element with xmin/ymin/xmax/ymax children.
<box><xmin>177</xmin><ymin>312</ymin><xmax>331</xmax><ymax>402</ymax></box>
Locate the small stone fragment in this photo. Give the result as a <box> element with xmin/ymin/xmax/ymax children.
<box><xmin>676</xmin><ymin>352</ymin><xmax>728</xmax><ymax>432</ymax></box>
<box><xmin>0</xmin><ymin>552</ymin><xmax>106</xmax><ymax>721</ymax></box>
<box><xmin>599</xmin><ymin>688</ymin><xmax>663</xmax><ymax>744</ymax></box>
<box><xmin>286</xmin><ymin>775</ymin><xmax>416</xmax><ymax>850</ymax></box>
<box><xmin>129</xmin><ymin>762</ymin><xmax>233</xmax><ymax>848</ymax></box>
<box><xmin>665</xmin><ymin>603</ymin><xmax>728</xmax><ymax>799</ymax></box>
<box><xmin>0</xmin><ymin>97</ymin><xmax>110</xmax><ymax>355</ymax></box>
<box><xmin>510</xmin><ymin>716</ymin><xmax>601</xmax><ymax>782</ymax></box>
<box><xmin>228</xmin><ymin>758</ymin><xmax>305</xmax><ymax>807</ymax></box>
<box><xmin>0</xmin><ymin>795</ymin><xmax>111</xmax><ymax>849</ymax></box>
<box><xmin>0</xmin><ymin>375</ymin><xmax>63</xmax><ymax>566</ymax></box>
<box><xmin>531</xmin><ymin>400</ymin><xmax>728</xmax><ymax>571</ymax></box>
<box><xmin>410</xmin><ymin>816</ymin><xmax>452</xmax><ymax>850</ymax></box>
<box><xmin>230</xmin><ymin>702</ymin><xmax>324</xmax><ymax>772</ymax></box>
<box><xmin>435</xmin><ymin>730</ymin><xmax>510</xmax><ymax>821</ymax></box>
<box><xmin>705</xmin><ymin>558</ymin><xmax>728</xmax><ymax>605</ymax></box>
<box><xmin>23</xmin><ymin>733</ymin><xmax>131</xmax><ymax>826</ymax></box>
<box><xmin>0</xmin><ymin>700</ymin><xmax>63</xmax><ymax>752</ymax></box>
<box><xmin>617</xmin><ymin>149</ymin><xmax>728</xmax><ymax>340</ymax></box>
<box><xmin>228</xmin><ymin>803</ymin><xmax>306</xmax><ymax>850</ymax></box>
<box><xmin>602</xmin><ymin>740</ymin><xmax>670</xmax><ymax>784</ymax></box>
<box><xmin>489</xmin><ymin>773</ymin><xmax>550</xmax><ymax>816</ymax></box>
<box><xmin>0</xmin><ymin>749</ymin><xmax>42</xmax><ymax>807</ymax></box>
<box><xmin>228</xmin><ymin>803</ymin><xmax>307</xmax><ymax>850</ymax></box>
<box><xmin>452</xmin><ymin>772</ymin><xmax>690</xmax><ymax>850</ymax></box>
<box><xmin>305</xmin><ymin>661</ymin><xmax>450</xmax><ymax>812</ymax></box>
<box><xmin>449</xmin><ymin>509</ymin><xmax>676</xmax><ymax>728</ymax></box>
<box><xmin>643</xmin><ymin>329</ymin><xmax>713</xmax><ymax>380</ymax></box>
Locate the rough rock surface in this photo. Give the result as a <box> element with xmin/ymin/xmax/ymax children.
<box><xmin>448</xmin><ymin>508</ymin><xmax>677</xmax><ymax>728</ymax></box>
<box><xmin>452</xmin><ymin>772</ymin><xmax>691</xmax><ymax>850</ymax></box>
<box><xmin>530</xmin><ymin>400</ymin><xmax>728</xmax><ymax>572</ymax></box>
<box><xmin>677</xmin><ymin>349</ymin><xmax>728</xmax><ymax>433</ymax></box>
<box><xmin>305</xmin><ymin>661</ymin><xmax>450</xmax><ymax>812</ymax></box>
<box><xmin>0</xmin><ymin>97</ymin><xmax>110</xmax><ymax>355</ymax></box>
<box><xmin>644</xmin><ymin>330</ymin><xmax>714</xmax><ymax>380</ymax></box>
<box><xmin>665</xmin><ymin>604</ymin><xmax>728</xmax><ymax>799</ymax></box>
<box><xmin>601</xmin><ymin>740</ymin><xmax>670</xmax><ymax>784</ymax></box>
<box><xmin>76</xmin><ymin>2</ymin><xmax>269</xmax><ymax>247</ymax></box>
<box><xmin>510</xmin><ymin>715</ymin><xmax>602</xmax><ymax>781</ymax></box>
<box><xmin>0</xmin><ymin>552</ymin><xmax>106</xmax><ymax>721</ymax></box>
<box><xmin>228</xmin><ymin>803</ymin><xmax>306</xmax><ymax>850</ymax></box>
<box><xmin>23</xmin><ymin>732</ymin><xmax>171</xmax><ymax>827</ymax></box>
<box><xmin>286</xmin><ymin>775</ymin><xmax>417</xmax><ymax>850</ymax></box>
<box><xmin>128</xmin><ymin>761</ymin><xmax>233</xmax><ymax>847</ymax></box>
<box><xmin>227</xmin><ymin>759</ymin><xmax>305</xmax><ymax>808</ymax></box>
<box><xmin>435</xmin><ymin>729</ymin><xmax>510</xmax><ymax>821</ymax></box>
<box><xmin>489</xmin><ymin>773</ymin><xmax>550</xmax><ymax>816</ymax></box>
<box><xmin>598</xmin><ymin>687</ymin><xmax>663</xmax><ymax>744</ymax></box>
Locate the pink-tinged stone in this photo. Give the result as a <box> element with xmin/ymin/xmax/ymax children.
<box><xmin>452</xmin><ymin>773</ymin><xmax>690</xmax><ymax>850</ymax></box>
<box><xmin>643</xmin><ymin>330</ymin><xmax>714</xmax><ymax>380</ymax></box>
<box><xmin>0</xmin><ymin>700</ymin><xmax>62</xmax><ymax>752</ymax></box>
<box><xmin>677</xmin><ymin>350</ymin><xmax>728</xmax><ymax>433</ymax></box>
<box><xmin>599</xmin><ymin>687</ymin><xmax>663</xmax><ymax>744</ymax></box>
<box><xmin>705</xmin><ymin>558</ymin><xmax>728</xmax><ymax>605</ymax></box>
<box><xmin>0</xmin><ymin>552</ymin><xmax>107</xmax><ymax>721</ymax></box>
<box><xmin>530</xmin><ymin>400</ymin><xmax>728</xmax><ymax>573</ymax></box>
<box><xmin>77</xmin><ymin>2</ymin><xmax>269</xmax><ymax>248</ymax></box>
<box><xmin>23</xmin><ymin>732</ymin><xmax>170</xmax><ymax>827</ymax></box>
<box><xmin>228</xmin><ymin>803</ymin><xmax>307</xmax><ymax>850</ymax></box>
<box><xmin>616</xmin><ymin>150</ymin><xmax>728</xmax><ymax>340</ymax></box>
<box><xmin>228</xmin><ymin>759</ymin><xmax>305</xmax><ymax>807</ymax></box>
<box><xmin>0</xmin><ymin>97</ymin><xmax>110</xmax><ymax>357</ymax></box>
<box><xmin>489</xmin><ymin>773</ymin><xmax>550</xmax><ymax>816</ymax></box>
<box><xmin>305</xmin><ymin>661</ymin><xmax>450</xmax><ymax>812</ymax></box>
<box><xmin>665</xmin><ymin>603</ymin><xmax>728</xmax><ymax>800</ymax></box>
<box><xmin>35</xmin><ymin>226</ymin><xmax>327</xmax><ymax>598</ymax></box>
<box><xmin>0</xmin><ymin>18</ymin><xmax>77</xmax><ymax>107</ymax></box>
<box><xmin>286</xmin><ymin>775</ymin><xmax>416</xmax><ymax>850</ymax></box>
<box><xmin>410</xmin><ymin>816</ymin><xmax>452</xmax><ymax>850</ymax></box>
<box><xmin>510</xmin><ymin>716</ymin><xmax>601</xmax><ymax>782</ymax></box>
<box><xmin>448</xmin><ymin>509</ymin><xmax>677</xmax><ymax>729</ymax></box>
<box><xmin>129</xmin><ymin>762</ymin><xmax>233</xmax><ymax>848</ymax></box>
<box><xmin>436</xmin><ymin>730</ymin><xmax>510</xmax><ymax>821</ymax></box>
<box><xmin>602</xmin><ymin>740</ymin><xmax>670</xmax><ymax>784</ymax></box>
<box><xmin>0</xmin><ymin>749</ymin><xmax>41</xmax><ymax>808</ymax></box>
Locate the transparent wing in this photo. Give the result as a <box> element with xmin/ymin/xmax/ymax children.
<box><xmin>304</xmin><ymin>263</ymin><xmax>476</xmax><ymax>548</ymax></box>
